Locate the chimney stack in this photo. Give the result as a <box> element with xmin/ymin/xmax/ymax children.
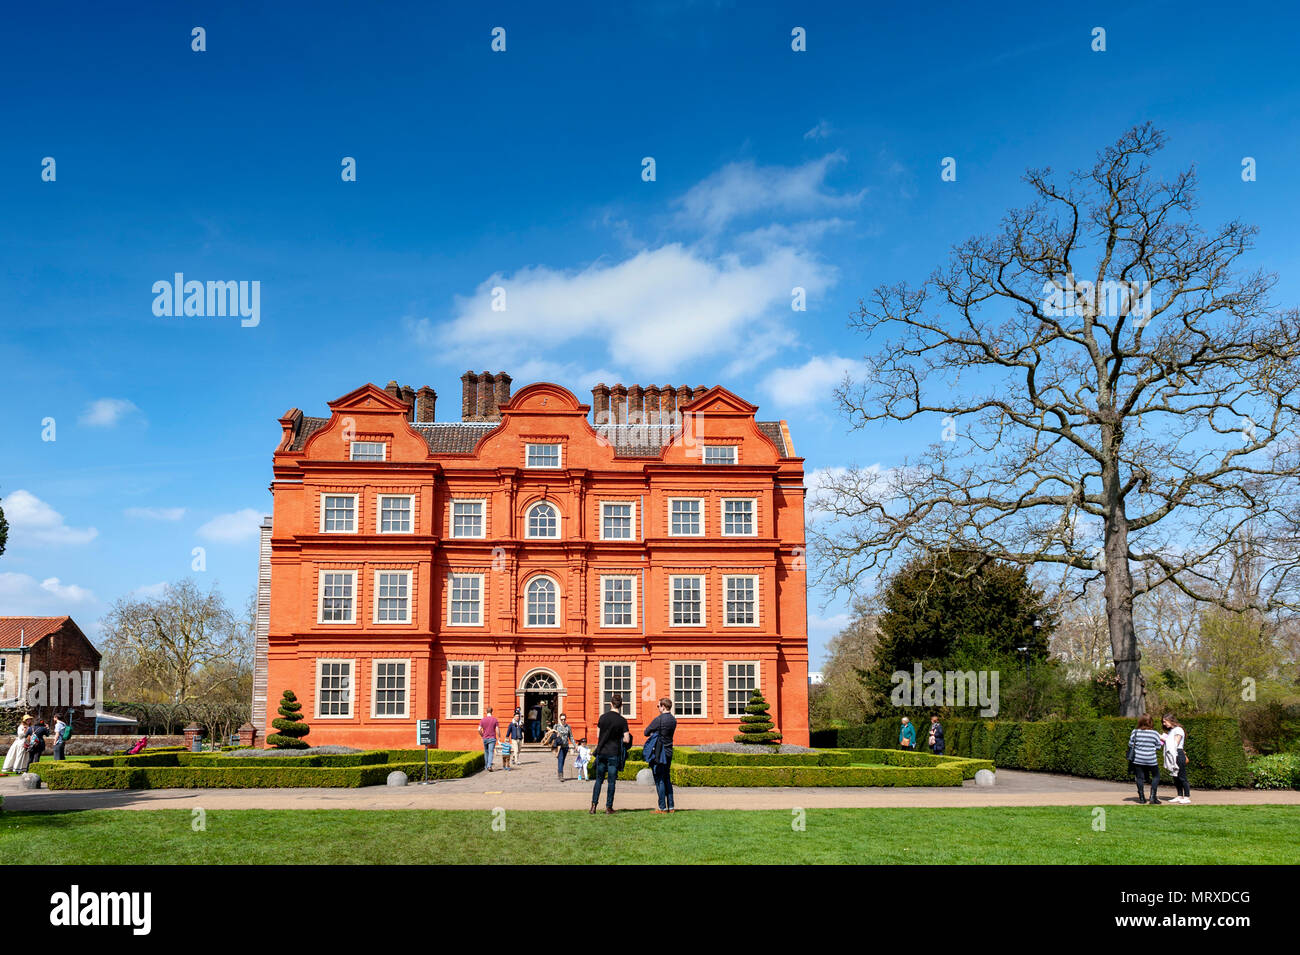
<box><xmin>660</xmin><ymin>385</ymin><xmax>676</xmax><ymax>425</ymax></box>
<box><xmin>692</xmin><ymin>385</ymin><xmax>707</xmax><ymax>403</ymax></box>
<box><xmin>592</xmin><ymin>383</ymin><xmax>610</xmax><ymax>426</ymax></box>
<box><xmin>644</xmin><ymin>385</ymin><xmax>661</xmax><ymax>425</ymax></box>
<box><xmin>627</xmin><ymin>385</ymin><xmax>643</xmax><ymax>425</ymax></box>
<box><xmin>676</xmin><ymin>384</ymin><xmax>692</xmax><ymax>411</ymax></box>
<box><xmin>461</xmin><ymin>371</ymin><xmax>476</xmax><ymax>420</ymax></box>
<box><xmin>416</xmin><ymin>386</ymin><xmax>437</xmax><ymax>423</ymax></box>
<box><xmin>384</xmin><ymin>380</ymin><xmax>401</xmax><ymax>400</ymax></box>
<box><xmin>399</xmin><ymin>385</ymin><xmax>416</xmax><ymax>420</ymax></box>
<box><xmin>476</xmin><ymin>371</ymin><xmax>495</xmax><ymax>420</ymax></box>
<box><xmin>493</xmin><ymin>372</ymin><xmax>512</xmax><ymax>414</ymax></box>
<box><xmin>611</xmin><ymin>384</ymin><xmax>628</xmax><ymax>424</ymax></box>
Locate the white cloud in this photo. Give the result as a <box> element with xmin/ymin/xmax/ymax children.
<box><xmin>79</xmin><ymin>398</ymin><xmax>141</xmax><ymax>428</ymax></box>
<box><xmin>131</xmin><ymin>581</ymin><xmax>169</xmax><ymax>599</ymax></box>
<box><xmin>426</xmin><ymin>243</ymin><xmax>836</xmax><ymax>376</ymax></box>
<box><xmin>0</xmin><ymin>572</ymin><xmax>98</xmax><ymax>613</ymax></box>
<box><xmin>673</xmin><ymin>153</ymin><xmax>865</xmax><ymax>233</ymax></box>
<box><xmin>125</xmin><ymin>507</ymin><xmax>187</xmax><ymax>521</ymax></box>
<box><xmin>759</xmin><ymin>354</ymin><xmax>871</xmax><ymax>408</ymax></box>
<box><xmin>803</xmin><ymin>119</ymin><xmax>833</xmax><ymax>141</ymax></box>
<box><xmin>1</xmin><ymin>490</ymin><xmax>98</xmax><ymax>545</ymax></box>
<box><xmin>196</xmin><ymin>508</ymin><xmax>264</xmax><ymax>543</ymax></box>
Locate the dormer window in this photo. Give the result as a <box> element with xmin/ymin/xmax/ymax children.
<box><xmin>350</xmin><ymin>441</ymin><xmax>386</xmax><ymax>461</ymax></box>
<box><xmin>704</xmin><ymin>445</ymin><xmax>737</xmax><ymax>465</ymax></box>
<box><xmin>526</xmin><ymin>443</ymin><xmax>562</xmax><ymax>468</ymax></box>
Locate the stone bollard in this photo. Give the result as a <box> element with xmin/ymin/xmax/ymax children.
<box><xmin>386</xmin><ymin>771</ymin><xmax>409</xmax><ymax>787</ymax></box>
<box><xmin>635</xmin><ymin>768</ymin><xmax>654</xmax><ymax>786</ymax></box>
<box><xmin>975</xmin><ymin>769</ymin><xmax>996</xmax><ymax>787</ymax></box>
<box><xmin>20</xmin><ymin>772</ymin><xmax>41</xmax><ymax>790</ymax></box>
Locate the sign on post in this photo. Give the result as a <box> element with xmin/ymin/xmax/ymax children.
<box><xmin>416</xmin><ymin>719</ymin><xmax>437</xmax><ymax>783</ymax></box>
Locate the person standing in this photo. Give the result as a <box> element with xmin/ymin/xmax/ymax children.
<box><xmin>553</xmin><ymin>713</ymin><xmax>573</xmax><ymax>780</ymax></box>
<box><xmin>899</xmin><ymin>716</ymin><xmax>916</xmax><ymax>750</ymax></box>
<box><xmin>3</xmin><ymin>715</ymin><xmax>34</xmax><ymax>774</ymax></box>
<box><xmin>1161</xmin><ymin>714</ymin><xmax>1191</xmax><ymax>804</ymax></box>
<box><xmin>540</xmin><ymin>700</ymin><xmax>552</xmax><ymax>739</ymax></box>
<box><xmin>927</xmin><ymin>715</ymin><xmax>945</xmax><ymax>755</ymax></box>
<box><xmin>507</xmin><ymin>713</ymin><xmax>525</xmax><ymax>765</ymax></box>
<box><xmin>1128</xmin><ymin>714</ymin><xmax>1163</xmax><ymax>804</ymax></box>
<box><xmin>644</xmin><ymin>697</ymin><xmax>678</xmax><ymax>813</ymax></box>
<box><xmin>479</xmin><ymin>706</ymin><xmax>500</xmax><ymax>773</ymax></box>
<box><xmin>27</xmin><ymin>719</ymin><xmax>50</xmax><ymax>765</ymax></box>
<box><xmin>52</xmin><ymin>714</ymin><xmax>69</xmax><ymax>761</ymax></box>
<box><xmin>590</xmin><ymin>695</ymin><xmax>630</xmax><ymax>814</ymax></box>
<box><xmin>528</xmin><ymin>704</ymin><xmax>540</xmax><ymax>743</ymax></box>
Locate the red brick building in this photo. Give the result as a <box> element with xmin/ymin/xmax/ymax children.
<box><xmin>0</xmin><ymin>616</ymin><xmax>102</xmax><ymax>733</ymax></box>
<box><xmin>262</xmin><ymin>373</ymin><xmax>809</xmax><ymax>750</ymax></box>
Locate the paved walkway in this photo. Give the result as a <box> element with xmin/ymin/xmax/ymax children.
<box><xmin>4</xmin><ymin>751</ymin><xmax>1298</xmax><ymax>812</ymax></box>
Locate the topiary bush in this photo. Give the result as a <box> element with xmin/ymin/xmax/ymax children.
<box><xmin>267</xmin><ymin>690</ymin><xmax>310</xmax><ymax>749</ymax></box>
<box><xmin>733</xmin><ymin>688</ymin><xmax>783</xmax><ymax>745</ymax></box>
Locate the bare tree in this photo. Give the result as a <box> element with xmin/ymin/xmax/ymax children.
<box><xmin>817</xmin><ymin>125</ymin><xmax>1300</xmax><ymax>715</ymax></box>
<box><xmin>100</xmin><ymin>579</ymin><xmax>251</xmax><ymax>704</ymax></box>
<box><xmin>1049</xmin><ymin>579</ymin><xmax>1112</xmax><ymax>679</ymax></box>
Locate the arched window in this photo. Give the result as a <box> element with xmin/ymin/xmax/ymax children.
<box><xmin>527</xmin><ymin>502</ymin><xmax>559</xmax><ymax>538</ymax></box>
<box><xmin>526</xmin><ymin>576</ymin><xmax>558</xmax><ymax>627</ymax></box>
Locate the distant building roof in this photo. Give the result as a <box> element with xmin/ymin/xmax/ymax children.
<box><xmin>0</xmin><ymin>616</ymin><xmax>88</xmax><ymax>650</ymax></box>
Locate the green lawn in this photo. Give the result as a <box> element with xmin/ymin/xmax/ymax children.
<box><xmin>2</xmin><ymin>806</ymin><xmax>1298</xmax><ymax>864</ymax></box>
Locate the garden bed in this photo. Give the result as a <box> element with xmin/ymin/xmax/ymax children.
<box><xmin>32</xmin><ymin>748</ymin><xmax>483</xmax><ymax>789</ymax></box>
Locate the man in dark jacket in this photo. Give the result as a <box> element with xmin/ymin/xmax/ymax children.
<box><xmin>928</xmin><ymin>715</ymin><xmax>945</xmax><ymax>755</ymax></box>
<box><xmin>644</xmin><ymin>698</ymin><xmax>678</xmax><ymax>813</ymax></box>
<box><xmin>28</xmin><ymin>719</ymin><xmax>50</xmax><ymax>763</ymax></box>
<box><xmin>590</xmin><ymin>695</ymin><xmax>631</xmax><ymax>815</ymax></box>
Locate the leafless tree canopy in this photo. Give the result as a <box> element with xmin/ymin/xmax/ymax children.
<box><xmin>816</xmin><ymin>125</ymin><xmax>1300</xmax><ymax>714</ymax></box>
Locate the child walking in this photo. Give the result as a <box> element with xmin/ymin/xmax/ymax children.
<box><xmin>500</xmin><ymin>738</ymin><xmax>514</xmax><ymax>771</ymax></box>
<box><xmin>575</xmin><ymin>738</ymin><xmax>591</xmax><ymax>781</ymax></box>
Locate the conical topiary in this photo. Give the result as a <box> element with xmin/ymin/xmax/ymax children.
<box><xmin>733</xmin><ymin>688</ymin><xmax>782</xmax><ymax>745</ymax></box>
<box><xmin>268</xmin><ymin>689</ymin><xmax>311</xmax><ymax>749</ymax></box>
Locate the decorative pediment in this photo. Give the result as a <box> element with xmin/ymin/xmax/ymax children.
<box><xmin>504</xmin><ymin>382</ymin><xmax>588</xmax><ymax>414</ymax></box>
<box><xmin>327</xmin><ymin>383</ymin><xmax>411</xmax><ymax>413</ymax></box>
<box><xmin>678</xmin><ymin>385</ymin><xmax>759</xmax><ymax>416</ymax></box>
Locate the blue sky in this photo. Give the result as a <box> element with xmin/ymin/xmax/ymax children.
<box><xmin>3</xmin><ymin>0</ymin><xmax>1299</xmax><ymax>665</ymax></box>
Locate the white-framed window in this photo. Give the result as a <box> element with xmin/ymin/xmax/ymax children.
<box><xmin>318</xmin><ymin>571</ymin><xmax>356</xmax><ymax>623</ymax></box>
<box><xmin>451</xmin><ymin>499</ymin><xmax>485</xmax><ymax>538</ymax></box>
<box><xmin>669</xmin><ymin>498</ymin><xmax>703</xmax><ymax>536</ymax></box>
<box><xmin>448</xmin><ymin>573</ymin><xmax>484</xmax><ymax>626</ymax></box>
<box><xmin>526</xmin><ymin>443</ymin><xmax>562</xmax><ymax>468</ymax></box>
<box><xmin>316</xmin><ymin>659</ymin><xmax>354</xmax><ymax>718</ymax></box>
<box><xmin>378</xmin><ymin>495</ymin><xmax>413</xmax><ymax>533</ymax></box>
<box><xmin>350</xmin><ymin>441</ymin><xmax>387</xmax><ymax>461</ymax></box>
<box><xmin>371</xmin><ymin>659</ymin><xmax>409</xmax><ymax>718</ymax></box>
<box><xmin>670</xmin><ymin>575</ymin><xmax>705</xmax><ymax>626</ymax></box>
<box><xmin>525</xmin><ymin>575</ymin><xmax>558</xmax><ymax>627</ymax></box>
<box><xmin>321</xmin><ymin>494</ymin><xmax>357</xmax><ymax>533</ymax></box>
<box><xmin>601</xmin><ymin>575</ymin><xmax>636</xmax><ymax>627</ymax></box>
<box><xmin>704</xmin><ymin>445</ymin><xmax>737</xmax><ymax>465</ymax></box>
<box><xmin>723</xmin><ymin>574</ymin><xmax>758</xmax><ymax>626</ymax></box>
<box><xmin>722</xmin><ymin>498</ymin><xmax>756</xmax><ymax>536</ymax></box>
<box><xmin>373</xmin><ymin>570</ymin><xmax>411</xmax><ymax>624</ymax></box>
<box><xmin>600</xmin><ymin>501</ymin><xmax>635</xmax><ymax>540</ymax></box>
<box><xmin>447</xmin><ymin>661</ymin><xmax>483</xmax><ymax>718</ymax></box>
<box><xmin>725</xmin><ymin>661</ymin><xmax>759</xmax><ymax>718</ymax></box>
<box><xmin>600</xmin><ymin>662</ymin><xmax>635</xmax><ymax>718</ymax></box>
<box><xmin>526</xmin><ymin>501</ymin><xmax>559</xmax><ymax>538</ymax></box>
<box><xmin>672</xmin><ymin>661</ymin><xmax>707</xmax><ymax>718</ymax></box>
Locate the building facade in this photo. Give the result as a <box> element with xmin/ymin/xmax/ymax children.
<box><xmin>263</xmin><ymin>373</ymin><xmax>809</xmax><ymax>750</ymax></box>
<box><xmin>0</xmin><ymin>616</ymin><xmax>102</xmax><ymax>733</ymax></box>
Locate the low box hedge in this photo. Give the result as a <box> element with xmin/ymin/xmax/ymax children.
<box><xmin>812</xmin><ymin>716</ymin><xmax>1249</xmax><ymax>788</ymax></box>
<box><xmin>669</xmin><ymin>764</ymin><xmax>964</xmax><ymax>787</ymax></box>
<box><xmin>36</xmin><ymin>749</ymin><xmax>483</xmax><ymax>789</ymax></box>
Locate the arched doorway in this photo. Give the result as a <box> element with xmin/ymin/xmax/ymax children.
<box><xmin>518</xmin><ymin>669</ymin><xmax>564</xmax><ymax>743</ymax></box>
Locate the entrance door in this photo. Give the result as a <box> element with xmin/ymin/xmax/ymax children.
<box><xmin>521</xmin><ymin>671</ymin><xmax>562</xmax><ymax>742</ymax></box>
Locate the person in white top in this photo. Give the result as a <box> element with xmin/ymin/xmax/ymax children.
<box><xmin>1160</xmin><ymin>714</ymin><xmax>1191</xmax><ymax>804</ymax></box>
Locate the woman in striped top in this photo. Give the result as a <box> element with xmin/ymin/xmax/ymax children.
<box><xmin>1129</xmin><ymin>714</ymin><xmax>1164</xmax><ymax>804</ymax></box>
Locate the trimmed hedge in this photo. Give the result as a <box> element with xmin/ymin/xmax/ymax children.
<box><xmin>812</xmin><ymin>717</ymin><xmax>1250</xmax><ymax>788</ymax></box>
<box><xmin>35</xmin><ymin>749</ymin><xmax>483</xmax><ymax>790</ymax></box>
<box><xmin>670</xmin><ymin>764</ymin><xmax>964</xmax><ymax>787</ymax></box>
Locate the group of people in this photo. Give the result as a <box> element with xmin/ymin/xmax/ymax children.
<box><xmin>475</xmin><ymin>695</ymin><xmax>679</xmax><ymax>814</ymax></box>
<box><xmin>2</xmin><ymin>714</ymin><xmax>73</xmax><ymax>773</ymax></box>
<box><xmin>897</xmin><ymin>712</ymin><xmax>1192</xmax><ymax>805</ymax></box>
